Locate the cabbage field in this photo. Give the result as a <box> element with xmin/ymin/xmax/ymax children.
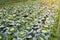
<box><xmin>0</xmin><ymin>0</ymin><xmax>60</xmax><ymax>40</ymax></box>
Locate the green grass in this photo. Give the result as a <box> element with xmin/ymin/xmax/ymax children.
<box><xmin>48</xmin><ymin>6</ymin><xmax>60</xmax><ymax>40</ymax></box>
<box><xmin>0</xmin><ymin>0</ymin><xmax>29</xmax><ymax>8</ymax></box>
<box><xmin>0</xmin><ymin>0</ymin><xmax>36</xmax><ymax>8</ymax></box>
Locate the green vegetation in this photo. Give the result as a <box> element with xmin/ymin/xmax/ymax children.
<box><xmin>0</xmin><ymin>0</ymin><xmax>60</xmax><ymax>40</ymax></box>
<box><xmin>48</xmin><ymin>6</ymin><xmax>60</xmax><ymax>40</ymax></box>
